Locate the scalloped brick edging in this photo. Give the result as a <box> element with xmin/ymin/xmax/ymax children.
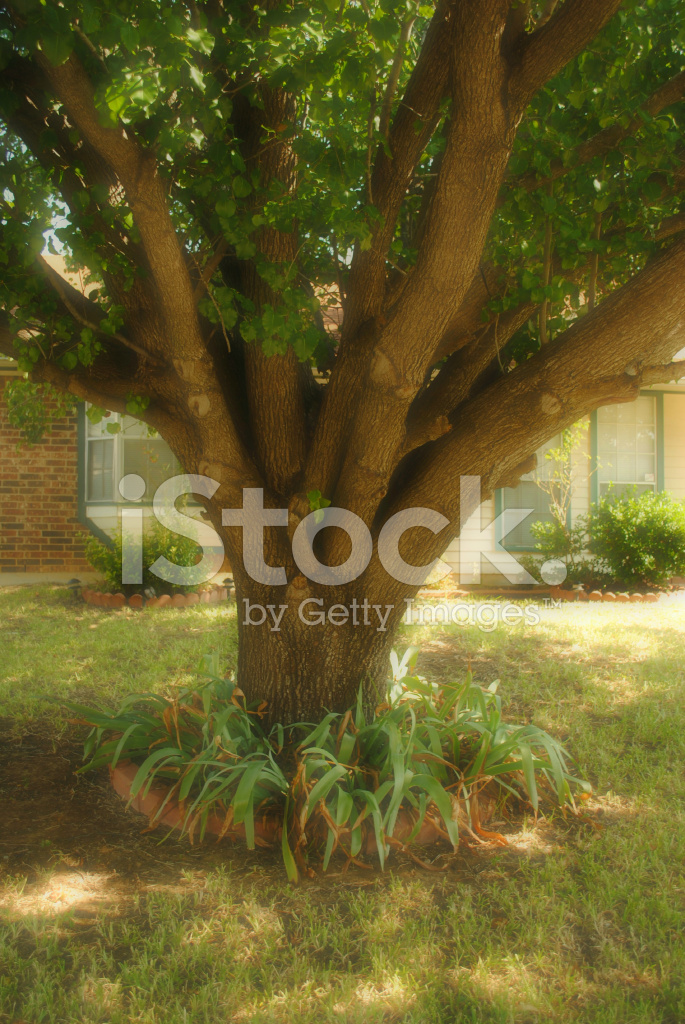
<box><xmin>109</xmin><ymin>760</ymin><xmax>495</xmax><ymax>854</ymax></box>
<box><xmin>550</xmin><ymin>587</ymin><xmax>660</xmax><ymax>604</ymax></box>
<box><xmin>82</xmin><ymin>586</ymin><xmax>230</xmax><ymax>610</ymax></box>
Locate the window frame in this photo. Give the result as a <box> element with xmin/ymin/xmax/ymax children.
<box><xmin>495</xmin><ymin>434</ymin><xmax>569</xmax><ymax>553</ymax></box>
<box><xmin>590</xmin><ymin>391</ymin><xmax>664</xmax><ymax>504</ymax></box>
<box><xmin>82</xmin><ymin>407</ymin><xmax>180</xmax><ymax>506</ymax></box>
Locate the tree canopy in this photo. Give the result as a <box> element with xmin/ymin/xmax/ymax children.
<box><xmin>2</xmin><ymin>0</ymin><xmax>685</xmax><ymax>716</ymax></box>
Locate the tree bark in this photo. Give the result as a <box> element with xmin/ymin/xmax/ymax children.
<box><xmin>232</xmin><ymin>569</ymin><xmax>400</xmax><ymax>724</ymax></box>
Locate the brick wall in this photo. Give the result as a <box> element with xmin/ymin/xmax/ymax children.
<box><xmin>0</xmin><ymin>379</ymin><xmax>89</xmax><ymax>573</ymax></box>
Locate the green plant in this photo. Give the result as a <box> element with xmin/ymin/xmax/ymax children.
<box><xmin>521</xmin><ymin>546</ymin><xmax>609</xmax><ymax>589</ymax></box>
<box><xmin>69</xmin><ymin>649</ymin><xmax>590</xmax><ymax>881</ymax></box>
<box><xmin>525</xmin><ymin>423</ymin><xmax>600</xmax><ymax>585</ymax></box>
<box><xmin>84</xmin><ymin>518</ymin><xmax>204</xmax><ymax>596</ymax></box>
<box><xmin>588</xmin><ymin>487</ymin><xmax>685</xmax><ymax>589</ymax></box>
<box><xmin>4</xmin><ymin>379</ymin><xmax>77</xmax><ymax>445</ymax></box>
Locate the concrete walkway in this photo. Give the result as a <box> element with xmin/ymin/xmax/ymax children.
<box><xmin>0</xmin><ymin>570</ymin><xmax>234</xmax><ymax>587</ymax></box>
<box><xmin>0</xmin><ymin>572</ymin><xmax>100</xmax><ymax>587</ymax></box>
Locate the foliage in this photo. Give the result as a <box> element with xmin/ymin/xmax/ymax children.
<box><xmin>530</xmin><ymin>519</ymin><xmax>589</xmax><ymax>568</ymax></box>
<box><xmin>70</xmin><ymin>649</ymin><xmax>590</xmax><ymax>880</ymax></box>
<box><xmin>529</xmin><ymin>424</ymin><xmax>593</xmax><ymax>573</ymax></box>
<box><xmin>588</xmin><ymin>486</ymin><xmax>685</xmax><ymax>588</ymax></box>
<box><xmin>1</xmin><ymin>0</ymin><xmax>684</xmax><ymax>388</ymax></box>
<box><xmin>84</xmin><ymin>518</ymin><xmax>203</xmax><ymax>596</ymax></box>
<box><xmin>519</xmin><ymin>551</ymin><xmax>607</xmax><ymax>590</ymax></box>
<box><xmin>3</xmin><ymin>378</ymin><xmax>77</xmax><ymax>444</ymax></box>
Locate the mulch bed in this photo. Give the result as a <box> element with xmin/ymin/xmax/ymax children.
<box><xmin>0</xmin><ymin>723</ymin><xmax>593</xmax><ymax>896</ymax></box>
<box><xmin>0</xmin><ymin>723</ymin><xmax>279</xmax><ymax>887</ymax></box>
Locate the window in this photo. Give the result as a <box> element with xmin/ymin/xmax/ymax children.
<box><xmin>596</xmin><ymin>395</ymin><xmax>657</xmax><ymax>498</ymax></box>
<box><xmin>500</xmin><ymin>435</ymin><xmax>562</xmax><ymax>550</ymax></box>
<box><xmin>85</xmin><ymin>412</ymin><xmax>180</xmax><ymax>502</ymax></box>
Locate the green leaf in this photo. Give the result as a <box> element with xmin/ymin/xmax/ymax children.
<box><xmin>232</xmin><ymin>759</ymin><xmax>269</xmax><ymax>825</ymax></box>
<box><xmin>187</xmin><ymin>27</ymin><xmax>214</xmax><ymax>54</ymax></box>
<box><xmin>305</xmin><ymin>764</ymin><xmax>348</xmax><ymax>819</ymax></box>
<box><xmin>281</xmin><ymin>798</ymin><xmax>298</xmax><ymax>882</ymax></box>
<box><xmin>40</xmin><ymin>34</ymin><xmax>73</xmax><ymax>67</ymax></box>
<box><xmin>235</xmin><ymin>239</ymin><xmax>257</xmax><ymax>260</ymax></box>
<box><xmin>232</xmin><ymin>176</ymin><xmax>252</xmax><ymax>198</ymax></box>
<box><xmin>129</xmin><ymin>747</ymin><xmax>183</xmax><ymax>799</ymax></box>
<box><xmin>188</xmin><ymin>65</ymin><xmax>206</xmax><ymax>92</ymax></box>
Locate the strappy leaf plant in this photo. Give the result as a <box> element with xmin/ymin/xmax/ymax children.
<box><xmin>69</xmin><ymin>651</ymin><xmax>590</xmax><ymax>880</ymax></box>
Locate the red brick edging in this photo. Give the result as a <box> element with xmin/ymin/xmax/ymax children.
<box><xmin>82</xmin><ymin>586</ymin><xmax>230</xmax><ymax>609</ymax></box>
<box><xmin>549</xmin><ymin>587</ymin><xmax>660</xmax><ymax>603</ymax></box>
<box><xmin>109</xmin><ymin>760</ymin><xmax>491</xmax><ymax>853</ymax></box>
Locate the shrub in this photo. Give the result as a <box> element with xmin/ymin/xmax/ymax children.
<box><xmin>84</xmin><ymin>518</ymin><xmax>203</xmax><ymax>595</ymax></box>
<box><xmin>69</xmin><ymin>650</ymin><xmax>590</xmax><ymax>880</ymax></box>
<box><xmin>587</xmin><ymin>487</ymin><xmax>685</xmax><ymax>589</ymax></box>
<box><xmin>521</xmin><ymin>552</ymin><xmax>610</xmax><ymax>590</ymax></box>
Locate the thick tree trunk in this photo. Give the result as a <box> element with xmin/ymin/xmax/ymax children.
<box><xmin>232</xmin><ymin>571</ymin><xmax>404</xmax><ymax>724</ymax></box>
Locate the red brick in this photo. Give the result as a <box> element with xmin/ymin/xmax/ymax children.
<box><xmin>0</xmin><ymin>390</ymin><xmax>88</xmax><ymax>572</ymax></box>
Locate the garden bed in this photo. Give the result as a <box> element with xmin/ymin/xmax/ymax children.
<box><xmin>108</xmin><ymin>759</ymin><xmax>495</xmax><ymax>855</ymax></box>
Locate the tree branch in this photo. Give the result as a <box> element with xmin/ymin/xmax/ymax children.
<box><xmin>0</xmin><ymin>310</ymin><xmax>153</xmax><ymax>416</ymax></box>
<box><xmin>403</xmin><ymin>299</ymin><xmax>537</xmax><ymax>453</ymax></box>
<box><xmin>536</xmin><ymin>0</ymin><xmax>560</xmax><ymax>28</ymax></box>
<box><xmin>35</xmin><ymin>51</ymin><xmax>264</xmax><ymax>498</ymax></box>
<box><xmin>329</xmin><ymin>0</ymin><xmax>514</xmax><ymax>527</ymax></box>
<box><xmin>35</xmin><ymin>256</ymin><xmax>162</xmax><ymax>365</ymax></box>
<box><xmin>37</xmin><ymin>52</ymin><xmax>205</xmax><ymax>363</ymax></box>
<box><xmin>655</xmin><ymin>210</ymin><xmax>685</xmax><ymax>241</ymax></box>
<box><xmin>640</xmin><ymin>360</ymin><xmax>685</xmax><ymax>385</ymax></box>
<box><xmin>233</xmin><ymin>85</ymin><xmax>307</xmax><ymax>498</ymax></box>
<box><xmin>378</xmin><ymin>17</ymin><xmax>416</xmax><ymax>140</ymax></box>
<box><xmin>509</xmin><ymin>0</ymin><xmax>624</xmax><ymax>108</ymax></box>
<box><xmin>391</xmin><ymin>235</ymin><xmax>685</xmax><ymax>533</ymax></box>
<box><xmin>341</xmin><ymin>0</ymin><xmax>455</xmax><ymax>338</ymax></box>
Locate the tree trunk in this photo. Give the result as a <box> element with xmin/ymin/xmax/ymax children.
<box><xmin>233</xmin><ymin>571</ymin><xmax>404</xmax><ymax>724</ymax></box>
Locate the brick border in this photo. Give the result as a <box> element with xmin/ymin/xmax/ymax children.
<box><xmin>82</xmin><ymin>585</ymin><xmax>230</xmax><ymax>609</ymax></box>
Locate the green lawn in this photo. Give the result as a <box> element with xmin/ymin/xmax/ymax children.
<box><xmin>1</xmin><ymin>586</ymin><xmax>684</xmax><ymax>1023</ymax></box>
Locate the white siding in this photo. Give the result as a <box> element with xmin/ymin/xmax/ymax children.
<box><xmin>442</xmin><ymin>496</ymin><xmax>499</xmax><ymax>582</ymax></box>
<box><xmin>663</xmin><ymin>394</ymin><xmax>685</xmax><ymax>499</ymax></box>
<box><xmin>570</xmin><ymin>417</ymin><xmax>591</xmax><ymax>522</ymax></box>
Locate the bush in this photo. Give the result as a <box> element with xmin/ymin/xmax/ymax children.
<box><xmin>522</xmin><ymin>519</ymin><xmax>608</xmax><ymax>588</ymax></box>
<box><xmin>521</xmin><ymin>552</ymin><xmax>610</xmax><ymax>590</ymax></box>
<box><xmin>69</xmin><ymin>650</ymin><xmax>590</xmax><ymax>880</ymax></box>
<box><xmin>587</xmin><ymin>488</ymin><xmax>685</xmax><ymax>589</ymax></box>
<box><xmin>84</xmin><ymin>518</ymin><xmax>203</xmax><ymax>596</ymax></box>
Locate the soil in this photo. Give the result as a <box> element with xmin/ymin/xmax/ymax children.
<box><xmin>0</xmin><ymin>722</ymin><xmax>595</xmax><ymax>909</ymax></box>
<box><xmin>0</xmin><ymin>722</ymin><xmax>285</xmax><ymax>892</ymax></box>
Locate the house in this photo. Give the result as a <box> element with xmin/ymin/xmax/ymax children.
<box><xmin>2</xmin><ymin>333</ymin><xmax>685</xmax><ymax>582</ymax></box>
<box><xmin>0</xmin><ymin>358</ymin><xmax>182</xmax><ymax>574</ymax></box>
<box><xmin>442</xmin><ymin>378</ymin><xmax>685</xmax><ymax>585</ymax></box>
<box><xmin>3</xmin><ymin>370</ymin><xmax>684</xmax><ymax>583</ymax></box>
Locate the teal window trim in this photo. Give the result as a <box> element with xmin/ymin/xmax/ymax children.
<box><xmin>495</xmin><ymin>493</ymin><xmax>571</xmax><ymax>554</ymax></box>
<box><xmin>590</xmin><ymin>391</ymin><xmax>664</xmax><ymax>503</ymax></box>
<box><xmin>77</xmin><ymin>403</ymin><xmax>115</xmax><ymax>548</ymax></box>
<box><xmin>590</xmin><ymin>408</ymin><xmax>599</xmax><ymax>506</ymax></box>
<box><xmin>495</xmin><ymin>489</ymin><xmax>536</xmax><ymax>554</ymax></box>
<box><xmin>496</xmin><ymin>451</ymin><xmax>571</xmax><ymax>554</ymax></box>
<box><xmin>655</xmin><ymin>391</ymin><xmax>665</xmax><ymax>492</ymax></box>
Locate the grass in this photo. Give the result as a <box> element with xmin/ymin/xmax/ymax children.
<box><xmin>1</xmin><ymin>585</ymin><xmax>684</xmax><ymax>1023</ymax></box>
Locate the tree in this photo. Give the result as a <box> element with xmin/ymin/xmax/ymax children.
<box><xmin>1</xmin><ymin>0</ymin><xmax>685</xmax><ymax>723</ymax></box>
